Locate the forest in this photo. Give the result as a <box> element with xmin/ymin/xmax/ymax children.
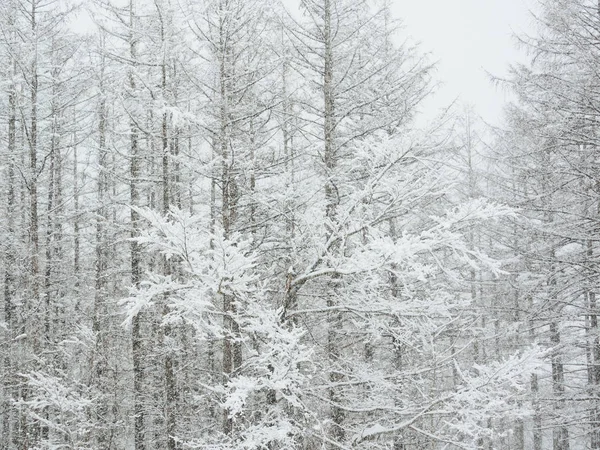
<box><xmin>1</xmin><ymin>0</ymin><xmax>599</xmax><ymax>448</ymax></box>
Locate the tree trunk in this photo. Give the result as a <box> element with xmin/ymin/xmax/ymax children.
<box><xmin>3</xmin><ymin>31</ymin><xmax>17</xmax><ymax>446</ymax></box>
<box><xmin>128</xmin><ymin>2</ymin><xmax>145</xmax><ymax>447</ymax></box>
<box><xmin>219</xmin><ymin>1</ymin><xmax>242</xmax><ymax>434</ymax></box>
<box><xmin>25</xmin><ymin>2</ymin><xmax>40</xmax><ymax>445</ymax></box>
<box><xmin>159</xmin><ymin>23</ymin><xmax>177</xmax><ymax>446</ymax></box>
<box><xmin>530</xmin><ymin>295</ymin><xmax>542</xmax><ymax>450</ymax></box>
<box><xmin>93</xmin><ymin>48</ymin><xmax>109</xmax><ymax>445</ymax></box>
<box><xmin>548</xmin><ymin>239</ymin><xmax>569</xmax><ymax>450</ymax></box>
<box><xmin>587</xmin><ymin>182</ymin><xmax>600</xmax><ymax>449</ymax></box>
<box><xmin>550</xmin><ymin>320</ymin><xmax>569</xmax><ymax>450</ymax></box>
<box><xmin>322</xmin><ymin>0</ymin><xmax>345</xmax><ymax>445</ymax></box>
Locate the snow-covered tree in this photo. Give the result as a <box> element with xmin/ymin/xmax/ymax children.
<box><xmin>0</xmin><ymin>0</ymin><xmax>553</xmax><ymax>448</ymax></box>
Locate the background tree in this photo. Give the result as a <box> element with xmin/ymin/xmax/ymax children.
<box><xmin>0</xmin><ymin>0</ymin><xmax>552</xmax><ymax>449</ymax></box>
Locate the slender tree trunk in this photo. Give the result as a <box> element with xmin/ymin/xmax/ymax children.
<box><xmin>219</xmin><ymin>1</ymin><xmax>242</xmax><ymax>434</ymax></box>
<box><xmin>159</xmin><ymin>24</ymin><xmax>177</xmax><ymax>446</ymax></box>
<box><xmin>44</xmin><ymin>107</ymin><xmax>57</xmax><ymax>350</ymax></box>
<box><xmin>529</xmin><ymin>293</ymin><xmax>542</xmax><ymax>450</ymax></box>
<box><xmin>24</xmin><ymin>2</ymin><xmax>40</xmax><ymax>446</ymax></box>
<box><xmin>40</xmin><ymin>109</ymin><xmax>57</xmax><ymax>443</ymax></box>
<box><xmin>513</xmin><ymin>284</ymin><xmax>525</xmax><ymax>450</ymax></box>
<box><xmin>389</xmin><ymin>219</ymin><xmax>406</xmax><ymax>450</ymax></box>
<box><xmin>588</xmin><ymin>237</ymin><xmax>600</xmax><ymax>449</ymax></box>
<box><xmin>321</xmin><ymin>0</ymin><xmax>345</xmax><ymax>445</ymax></box>
<box><xmin>93</xmin><ymin>47</ymin><xmax>109</xmax><ymax>445</ymax></box>
<box><xmin>208</xmin><ymin>139</ymin><xmax>217</xmax><ymax>422</ymax></box>
<box><xmin>28</xmin><ymin>0</ymin><xmax>40</xmax><ymax>339</ymax></box>
<box><xmin>549</xmin><ymin>246</ymin><xmax>569</xmax><ymax>450</ymax></box>
<box><xmin>282</xmin><ymin>58</ymin><xmax>295</xmax><ymax>238</ymax></box>
<box><xmin>3</xmin><ymin>35</ymin><xmax>17</xmax><ymax>446</ymax></box>
<box><xmin>550</xmin><ymin>319</ymin><xmax>569</xmax><ymax>450</ymax></box>
<box><xmin>128</xmin><ymin>3</ymin><xmax>145</xmax><ymax>447</ymax></box>
<box><xmin>73</xmin><ymin>116</ymin><xmax>81</xmax><ymax>310</ymax></box>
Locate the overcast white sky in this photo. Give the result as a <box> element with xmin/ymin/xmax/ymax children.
<box><xmin>394</xmin><ymin>0</ymin><xmax>535</xmax><ymax>124</ymax></box>
<box><xmin>79</xmin><ymin>0</ymin><xmax>536</xmax><ymax>125</ymax></box>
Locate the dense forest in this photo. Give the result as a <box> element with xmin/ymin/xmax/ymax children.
<box><xmin>1</xmin><ymin>0</ymin><xmax>600</xmax><ymax>448</ymax></box>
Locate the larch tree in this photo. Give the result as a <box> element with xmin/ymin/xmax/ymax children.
<box><xmin>498</xmin><ymin>0</ymin><xmax>600</xmax><ymax>448</ymax></box>
<box><xmin>0</xmin><ymin>0</ymin><xmax>556</xmax><ymax>449</ymax></box>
